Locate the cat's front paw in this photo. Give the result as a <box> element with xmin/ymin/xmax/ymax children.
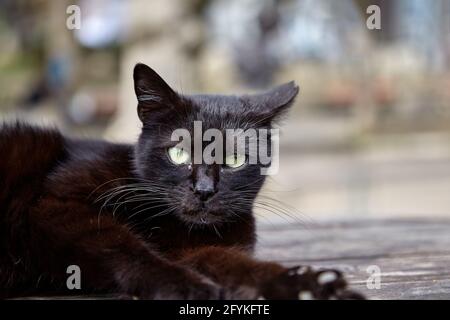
<box><xmin>260</xmin><ymin>266</ymin><xmax>365</xmax><ymax>300</ymax></box>
<box><xmin>151</xmin><ymin>269</ymin><xmax>224</xmax><ymax>300</ymax></box>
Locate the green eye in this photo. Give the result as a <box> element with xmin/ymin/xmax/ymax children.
<box><xmin>168</xmin><ymin>147</ymin><xmax>190</xmax><ymax>165</ymax></box>
<box><xmin>224</xmin><ymin>154</ymin><xmax>246</xmax><ymax>169</ymax></box>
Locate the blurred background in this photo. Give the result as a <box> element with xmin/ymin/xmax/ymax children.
<box><xmin>1</xmin><ymin>0</ymin><xmax>450</xmax><ymax>222</ymax></box>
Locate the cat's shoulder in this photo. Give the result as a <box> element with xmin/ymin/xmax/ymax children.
<box><xmin>0</xmin><ymin>122</ymin><xmax>66</xmax><ymax>169</ymax></box>
<box><xmin>0</xmin><ymin>121</ymin><xmax>132</xmax><ymax>155</ymax></box>
<box><xmin>0</xmin><ymin>121</ymin><xmax>133</xmax><ymax>174</ymax></box>
<box><xmin>49</xmin><ymin>131</ymin><xmax>135</xmax><ymax>194</ymax></box>
<box><xmin>0</xmin><ymin>121</ymin><xmax>64</xmax><ymax>146</ymax></box>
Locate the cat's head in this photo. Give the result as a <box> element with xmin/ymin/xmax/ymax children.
<box><xmin>132</xmin><ymin>63</ymin><xmax>298</xmax><ymax>226</ymax></box>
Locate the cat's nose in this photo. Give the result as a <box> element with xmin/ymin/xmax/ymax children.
<box><xmin>194</xmin><ymin>183</ymin><xmax>216</xmax><ymax>201</ymax></box>
<box><xmin>193</xmin><ymin>166</ymin><xmax>217</xmax><ymax>201</ymax></box>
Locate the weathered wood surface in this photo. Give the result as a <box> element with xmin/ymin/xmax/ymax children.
<box><xmin>256</xmin><ymin>218</ymin><xmax>450</xmax><ymax>300</ymax></box>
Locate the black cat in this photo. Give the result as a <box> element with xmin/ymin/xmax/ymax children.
<box><xmin>0</xmin><ymin>63</ymin><xmax>363</xmax><ymax>299</ymax></box>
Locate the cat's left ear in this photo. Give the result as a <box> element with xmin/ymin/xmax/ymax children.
<box><xmin>133</xmin><ymin>63</ymin><xmax>179</xmax><ymax>122</ymax></box>
<box><xmin>243</xmin><ymin>81</ymin><xmax>299</xmax><ymax>122</ymax></box>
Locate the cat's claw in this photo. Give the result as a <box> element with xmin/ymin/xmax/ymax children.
<box><xmin>260</xmin><ymin>266</ymin><xmax>365</xmax><ymax>300</ymax></box>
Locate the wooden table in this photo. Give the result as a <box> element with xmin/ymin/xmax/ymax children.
<box><xmin>256</xmin><ymin>218</ymin><xmax>450</xmax><ymax>299</ymax></box>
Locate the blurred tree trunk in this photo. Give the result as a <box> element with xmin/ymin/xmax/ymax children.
<box><xmin>45</xmin><ymin>0</ymin><xmax>79</xmax><ymax>109</ymax></box>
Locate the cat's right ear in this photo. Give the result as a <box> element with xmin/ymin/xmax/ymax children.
<box><xmin>133</xmin><ymin>63</ymin><xmax>179</xmax><ymax>122</ymax></box>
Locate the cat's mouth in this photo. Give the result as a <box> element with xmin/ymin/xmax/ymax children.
<box><xmin>177</xmin><ymin>196</ymin><xmax>224</xmax><ymax>225</ymax></box>
<box><xmin>178</xmin><ymin>211</ymin><xmax>223</xmax><ymax>225</ymax></box>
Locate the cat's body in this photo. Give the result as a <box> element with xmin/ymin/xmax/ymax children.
<box><xmin>0</xmin><ymin>64</ymin><xmax>362</xmax><ymax>299</ymax></box>
<box><xmin>0</xmin><ymin>123</ymin><xmax>253</xmax><ymax>298</ymax></box>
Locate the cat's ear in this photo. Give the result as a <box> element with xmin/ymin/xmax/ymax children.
<box><xmin>133</xmin><ymin>63</ymin><xmax>179</xmax><ymax>122</ymax></box>
<box><xmin>243</xmin><ymin>81</ymin><xmax>299</xmax><ymax>123</ymax></box>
